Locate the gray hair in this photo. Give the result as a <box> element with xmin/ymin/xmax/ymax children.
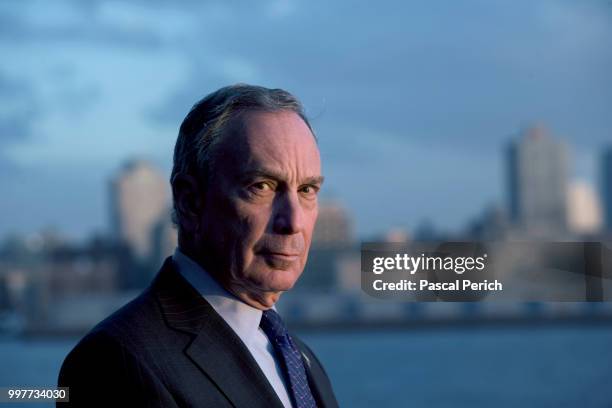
<box><xmin>170</xmin><ymin>83</ymin><xmax>314</xmax><ymax>227</ymax></box>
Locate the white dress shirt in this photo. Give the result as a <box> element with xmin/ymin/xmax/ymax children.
<box><xmin>172</xmin><ymin>248</ymin><xmax>294</xmax><ymax>408</ymax></box>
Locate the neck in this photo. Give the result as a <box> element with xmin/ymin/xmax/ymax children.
<box><xmin>228</xmin><ymin>284</ymin><xmax>282</xmax><ymax>310</ymax></box>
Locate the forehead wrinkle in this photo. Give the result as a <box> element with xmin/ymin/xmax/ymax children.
<box><xmin>234</xmin><ymin>110</ymin><xmax>321</xmax><ymax>185</ymax></box>
<box><xmin>245</xmin><ymin>138</ymin><xmax>320</xmax><ymax>185</ymax></box>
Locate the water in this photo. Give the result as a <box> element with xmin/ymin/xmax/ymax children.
<box><xmin>1</xmin><ymin>325</ymin><xmax>611</xmax><ymax>407</ymax></box>
<box><xmin>300</xmin><ymin>325</ymin><xmax>612</xmax><ymax>407</ymax></box>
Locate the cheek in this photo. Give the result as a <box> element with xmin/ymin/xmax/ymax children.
<box><xmin>203</xmin><ymin>195</ymin><xmax>253</xmax><ymax>254</ymax></box>
<box><xmin>232</xmin><ymin>203</ymin><xmax>270</xmax><ymax>254</ymax></box>
<box><xmin>304</xmin><ymin>207</ymin><xmax>319</xmax><ymax>243</ymax></box>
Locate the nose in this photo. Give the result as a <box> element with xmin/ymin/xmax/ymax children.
<box><xmin>272</xmin><ymin>191</ymin><xmax>305</xmax><ymax>235</ymax></box>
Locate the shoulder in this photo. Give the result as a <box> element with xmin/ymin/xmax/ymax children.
<box><xmin>57</xmin><ymin>289</ymin><xmax>178</xmax><ymax>406</ymax></box>
<box><xmin>58</xmin><ymin>289</ymin><xmax>156</xmax><ymax>376</ymax></box>
<box><xmin>61</xmin><ymin>284</ymin><xmax>171</xmax><ymax>365</ymax></box>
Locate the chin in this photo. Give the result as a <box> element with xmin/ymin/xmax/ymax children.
<box><xmin>246</xmin><ymin>257</ymin><xmax>303</xmax><ymax>291</ymax></box>
<box><xmin>256</xmin><ymin>267</ymin><xmax>302</xmax><ymax>292</ymax></box>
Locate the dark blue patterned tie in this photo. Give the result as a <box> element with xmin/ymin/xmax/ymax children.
<box><xmin>260</xmin><ymin>309</ymin><xmax>317</xmax><ymax>408</ymax></box>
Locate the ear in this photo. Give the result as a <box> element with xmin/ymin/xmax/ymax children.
<box><xmin>171</xmin><ymin>173</ymin><xmax>205</xmax><ymax>234</ymax></box>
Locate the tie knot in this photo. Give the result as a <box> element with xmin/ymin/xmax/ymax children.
<box><xmin>260</xmin><ymin>309</ymin><xmax>289</xmax><ymax>341</ymax></box>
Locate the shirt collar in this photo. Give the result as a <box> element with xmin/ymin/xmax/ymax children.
<box><xmin>172</xmin><ymin>248</ymin><xmax>264</xmax><ymax>345</ymax></box>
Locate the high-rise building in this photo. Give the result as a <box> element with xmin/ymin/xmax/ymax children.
<box><xmin>567</xmin><ymin>180</ymin><xmax>603</xmax><ymax>234</ymax></box>
<box><xmin>109</xmin><ymin>159</ymin><xmax>169</xmax><ymax>261</ymax></box>
<box><xmin>311</xmin><ymin>201</ymin><xmax>353</xmax><ymax>248</ymax></box>
<box><xmin>295</xmin><ymin>201</ymin><xmax>354</xmax><ymax>292</ymax></box>
<box><xmin>506</xmin><ymin>124</ymin><xmax>569</xmax><ymax>234</ymax></box>
<box><xmin>603</xmin><ymin>147</ymin><xmax>612</xmax><ymax>232</ymax></box>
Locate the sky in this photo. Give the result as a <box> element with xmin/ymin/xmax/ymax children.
<box><xmin>1</xmin><ymin>0</ymin><xmax>611</xmax><ymax>241</ymax></box>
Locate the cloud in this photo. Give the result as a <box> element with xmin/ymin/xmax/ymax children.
<box><xmin>55</xmin><ymin>82</ymin><xmax>102</xmax><ymax>116</ymax></box>
<box><xmin>1</xmin><ymin>0</ymin><xmax>611</xmax><ymax>238</ymax></box>
<box><xmin>0</xmin><ymin>1</ymin><xmax>164</xmax><ymax>50</ymax></box>
<box><xmin>0</xmin><ymin>72</ymin><xmax>40</xmax><ymax>174</ymax></box>
<box><xmin>146</xmin><ymin>54</ymin><xmax>262</xmax><ymax>126</ymax></box>
<box><xmin>142</xmin><ymin>0</ymin><xmax>612</xmax><ymax>155</ymax></box>
<box><xmin>0</xmin><ymin>72</ymin><xmax>39</xmax><ymax>143</ymax></box>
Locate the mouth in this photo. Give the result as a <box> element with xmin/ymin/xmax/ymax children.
<box><xmin>257</xmin><ymin>248</ymin><xmax>303</xmax><ymax>269</ymax></box>
<box><xmin>258</xmin><ymin>251</ymin><xmax>301</xmax><ymax>262</ymax></box>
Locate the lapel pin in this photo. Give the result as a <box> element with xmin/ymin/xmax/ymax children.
<box><xmin>302</xmin><ymin>352</ymin><xmax>311</xmax><ymax>368</ymax></box>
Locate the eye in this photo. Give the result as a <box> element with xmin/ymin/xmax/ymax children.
<box><xmin>248</xmin><ymin>181</ymin><xmax>273</xmax><ymax>195</ymax></box>
<box><xmin>299</xmin><ymin>184</ymin><xmax>319</xmax><ymax>198</ymax></box>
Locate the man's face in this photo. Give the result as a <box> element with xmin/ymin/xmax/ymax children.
<box><xmin>199</xmin><ymin>110</ymin><xmax>322</xmax><ymax>308</ymax></box>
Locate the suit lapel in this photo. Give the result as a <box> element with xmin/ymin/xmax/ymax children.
<box><xmin>302</xmin><ymin>351</ymin><xmax>328</xmax><ymax>408</ymax></box>
<box><xmin>152</xmin><ymin>257</ymin><xmax>284</xmax><ymax>408</ymax></box>
<box><xmin>293</xmin><ymin>336</ymin><xmax>339</xmax><ymax>408</ymax></box>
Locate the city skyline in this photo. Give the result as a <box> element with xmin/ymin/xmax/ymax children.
<box><xmin>1</xmin><ymin>122</ymin><xmax>610</xmax><ymax>247</ymax></box>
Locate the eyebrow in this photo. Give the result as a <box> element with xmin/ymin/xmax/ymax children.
<box><xmin>242</xmin><ymin>169</ymin><xmax>325</xmax><ymax>185</ymax></box>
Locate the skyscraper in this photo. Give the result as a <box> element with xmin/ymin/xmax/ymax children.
<box><xmin>603</xmin><ymin>147</ymin><xmax>612</xmax><ymax>231</ymax></box>
<box><xmin>109</xmin><ymin>159</ymin><xmax>169</xmax><ymax>261</ymax></box>
<box><xmin>311</xmin><ymin>200</ymin><xmax>353</xmax><ymax>248</ymax></box>
<box><xmin>297</xmin><ymin>201</ymin><xmax>354</xmax><ymax>291</ymax></box>
<box><xmin>566</xmin><ymin>180</ymin><xmax>602</xmax><ymax>234</ymax></box>
<box><xmin>506</xmin><ymin>124</ymin><xmax>569</xmax><ymax>234</ymax></box>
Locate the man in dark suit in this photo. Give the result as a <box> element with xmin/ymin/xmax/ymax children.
<box><xmin>58</xmin><ymin>84</ymin><xmax>339</xmax><ymax>408</ymax></box>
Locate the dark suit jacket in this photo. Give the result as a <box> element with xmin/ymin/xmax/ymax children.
<box><xmin>58</xmin><ymin>257</ymin><xmax>339</xmax><ymax>408</ymax></box>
